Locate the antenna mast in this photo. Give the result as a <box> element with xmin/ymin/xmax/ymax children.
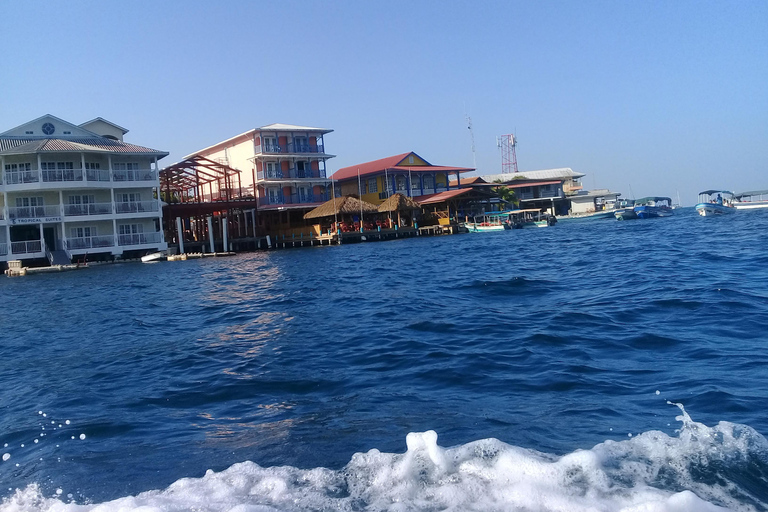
<box><xmin>466</xmin><ymin>115</ymin><xmax>477</xmax><ymax>170</ymax></box>
<box><xmin>497</xmin><ymin>133</ymin><xmax>518</xmax><ymax>174</ymax></box>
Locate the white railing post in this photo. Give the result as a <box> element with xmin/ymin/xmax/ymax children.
<box><xmin>176</xmin><ymin>217</ymin><xmax>185</xmax><ymax>254</ymax></box>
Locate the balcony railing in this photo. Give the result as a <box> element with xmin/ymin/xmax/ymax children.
<box><xmin>117</xmin><ymin>231</ymin><xmax>163</xmax><ymax>247</ymax></box>
<box><xmin>65</xmin><ymin>235</ymin><xmax>115</xmax><ymax>250</ymax></box>
<box><xmin>86</xmin><ymin>169</ymin><xmax>111</xmax><ymax>182</ymax></box>
<box><xmin>258</xmin><ymin>191</ymin><xmax>330</xmax><ymax>207</ymax></box>
<box><xmin>0</xmin><ymin>243</ymin><xmax>7</xmax><ymax>256</ymax></box>
<box><xmin>256</xmin><ymin>143</ymin><xmax>325</xmax><ymax>154</ymax></box>
<box><xmin>115</xmin><ymin>200</ymin><xmax>159</xmax><ymax>214</ymax></box>
<box><xmin>11</xmin><ymin>240</ymin><xmax>42</xmax><ymax>254</ymax></box>
<box><xmin>63</xmin><ymin>203</ymin><xmax>113</xmax><ymax>216</ymax></box>
<box><xmin>256</xmin><ymin>168</ymin><xmax>327</xmax><ymax>180</ymax></box>
<box><xmin>113</xmin><ymin>169</ymin><xmax>157</xmax><ymax>182</ymax></box>
<box><xmin>42</xmin><ymin>169</ymin><xmax>84</xmax><ymax>182</ymax></box>
<box><xmin>8</xmin><ymin>205</ymin><xmax>61</xmax><ymax>219</ymax></box>
<box><xmin>4</xmin><ymin>171</ymin><xmax>40</xmax><ymax>184</ymax></box>
<box><xmin>0</xmin><ymin>209</ymin><xmax>4</xmax><ymax>220</ymax></box>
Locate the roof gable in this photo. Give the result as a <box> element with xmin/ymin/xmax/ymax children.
<box><xmin>0</xmin><ymin>114</ymin><xmax>99</xmax><ymax>138</ymax></box>
<box><xmin>332</xmin><ymin>152</ymin><xmax>435</xmax><ymax>181</ymax></box>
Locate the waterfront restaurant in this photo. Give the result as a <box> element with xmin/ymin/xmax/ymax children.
<box><xmin>0</xmin><ymin>114</ymin><xmax>168</xmax><ymax>267</ymax></box>
<box><xmin>331</xmin><ymin>152</ymin><xmax>474</xmax><ymax>207</ymax></box>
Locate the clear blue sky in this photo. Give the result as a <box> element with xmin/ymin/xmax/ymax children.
<box><xmin>2</xmin><ymin>0</ymin><xmax>766</xmax><ymax>204</ymax></box>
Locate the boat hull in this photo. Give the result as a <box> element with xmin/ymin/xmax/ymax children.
<box><xmin>695</xmin><ymin>203</ymin><xmax>734</xmax><ymax>216</ymax></box>
<box><xmin>464</xmin><ymin>223</ymin><xmax>506</xmax><ymax>232</ymax></box>
<box><xmin>614</xmin><ymin>208</ymin><xmax>637</xmax><ymax>220</ymax></box>
<box><xmin>634</xmin><ymin>206</ymin><xmax>674</xmax><ymax>219</ymax></box>
<box><xmin>733</xmin><ymin>201</ymin><xmax>768</xmax><ymax>210</ymax></box>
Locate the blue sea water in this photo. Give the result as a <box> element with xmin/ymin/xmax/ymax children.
<box><xmin>1</xmin><ymin>207</ymin><xmax>767</xmax><ymax>511</ymax></box>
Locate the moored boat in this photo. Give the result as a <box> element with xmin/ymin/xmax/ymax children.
<box><xmin>141</xmin><ymin>251</ymin><xmax>167</xmax><ymax>263</ymax></box>
<box><xmin>633</xmin><ymin>197</ymin><xmax>674</xmax><ymax>219</ymax></box>
<box><xmin>463</xmin><ymin>213</ymin><xmax>508</xmax><ymax>232</ymax></box>
<box><xmin>695</xmin><ymin>190</ymin><xmax>735</xmax><ymax>216</ymax></box>
<box><xmin>614</xmin><ymin>208</ymin><xmax>637</xmax><ymax>220</ymax></box>
<box><xmin>505</xmin><ymin>209</ymin><xmax>554</xmax><ymax>228</ymax></box>
<box><xmin>733</xmin><ymin>189</ymin><xmax>768</xmax><ymax>210</ymax></box>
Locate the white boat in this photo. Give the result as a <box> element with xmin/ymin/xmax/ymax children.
<box><xmin>141</xmin><ymin>251</ymin><xmax>167</xmax><ymax>263</ymax></box>
<box><xmin>733</xmin><ymin>189</ymin><xmax>768</xmax><ymax>210</ymax></box>
<box><xmin>463</xmin><ymin>213</ymin><xmax>508</xmax><ymax>232</ymax></box>
<box><xmin>506</xmin><ymin>209</ymin><xmax>554</xmax><ymax>228</ymax></box>
<box><xmin>695</xmin><ymin>190</ymin><xmax>735</xmax><ymax>216</ymax></box>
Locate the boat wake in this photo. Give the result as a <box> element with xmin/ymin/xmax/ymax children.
<box><xmin>2</xmin><ymin>405</ymin><xmax>766</xmax><ymax>512</ymax></box>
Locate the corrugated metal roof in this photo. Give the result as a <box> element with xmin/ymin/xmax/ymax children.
<box><xmin>332</xmin><ymin>152</ymin><xmax>473</xmax><ymax>181</ymax></box>
<box><xmin>0</xmin><ymin>136</ymin><xmax>167</xmax><ymax>156</ymax></box>
<box><xmin>414</xmin><ymin>188</ymin><xmax>472</xmax><ymax>204</ymax></box>
<box><xmin>481</xmin><ymin>168</ymin><xmax>585</xmax><ymax>182</ymax></box>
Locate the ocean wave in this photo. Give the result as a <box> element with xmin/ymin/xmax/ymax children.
<box><xmin>3</xmin><ymin>406</ymin><xmax>765</xmax><ymax>512</ymax></box>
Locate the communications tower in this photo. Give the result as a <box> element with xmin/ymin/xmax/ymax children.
<box><xmin>496</xmin><ymin>133</ymin><xmax>518</xmax><ymax>174</ymax></box>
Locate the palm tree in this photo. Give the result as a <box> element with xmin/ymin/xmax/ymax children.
<box><xmin>491</xmin><ymin>180</ymin><xmax>518</xmax><ymax>208</ymax></box>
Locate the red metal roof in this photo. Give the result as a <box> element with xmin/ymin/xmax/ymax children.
<box><xmin>414</xmin><ymin>188</ymin><xmax>472</xmax><ymax>204</ymax></box>
<box><xmin>331</xmin><ymin>152</ymin><xmax>473</xmax><ymax>181</ymax></box>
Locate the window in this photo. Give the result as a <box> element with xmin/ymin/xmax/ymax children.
<box><xmin>408</xmin><ymin>156</ymin><xmax>414</xmax><ymax>164</ymax></box>
<box><xmin>294</xmin><ymin>136</ymin><xmax>308</xmax><ymax>152</ymax></box>
<box><xmin>118</xmin><ymin>223</ymin><xmax>144</xmax><ymax>245</ymax></box>
<box><xmin>119</xmin><ymin>224</ymin><xmax>143</xmax><ymax>235</ymax></box>
<box><xmin>298</xmin><ymin>187</ymin><xmax>308</xmax><ymax>202</ymax></box>
<box><xmin>263</xmin><ymin>137</ymin><xmax>277</xmax><ymax>152</ymax></box>
<box><xmin>268</xmin><ymin>188</ymin><xmax>279</xmax><ymax>204</ymax></box>
<box><xmin>424</xmin><ymin>175</ymin><xmax>434</xmax><ymax>189</ymax></box>
<box><xmin>118</xmin><ymin>193</ymin><xmax>141</xmax><ymax>203</ymax></box>
<box><xmin>396</xmin><ymin>176</ymin><xmax>407</xmax><ymax>192</ymax></box>
<box><xmin>70</xmin><ymin>226</ymin><xmax>95</xmax><ymax>239</ymax></box>
<box><xmin>16</xmin><ymin>197</ymin><xmax>44</xmax><ymax>207</ymax></box>
<box><xmin>113</xmin><ymin>162</ymin><xmax>139</xmax><ymax>170</ymax></box>
<box><xmin>15</xmin><ymin>196</ymin><xmax>44</xmax><ymax>217</ymax></box>
<box><xmin>296</xmin><ymin>161</ymin><xmax>306</xmax><ymax>178</ymax></box>
<box><xmin>85</xmin><ymin>162</ymin><xmax>100</xmax><ymax>170</ymax></box>
<box><xmin>368</xmin><ymin>178</ymin><xmax>377</xmax><ymax>193</ymax></box>
<box><xmin>266</xmin><ymin>162</ymin><xmax>278</xmax><ymax>178</ymax></box>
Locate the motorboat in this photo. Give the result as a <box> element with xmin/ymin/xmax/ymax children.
<box><xmin>505</xmin><ymin>209</ymin><xmax>554</xmax><ymax>229</ymax></box>
<box><xmin>614</xmin><ymin>208</ymin><xmax>637</xmax><ymax>220</ymax></box>
<box><xmin>695</xmin><ymin>190</ymin><xmax>735</xmax><ymax>216</ymax></box>
<box><xmin>141</xmin><ymin>251</ymin><xmax>167</xmax><ymax>263</ymax></box>
<box><xmin>733</xmin><ymin>189</ymin><xmax>768</xmax><ymax>210</ymax></box>
<box><xmin>463</xmin><ymin>213</ymin><xmax>508</xmax><ymax>232</ymax></box>
<box><xmin>633</xmin><ymin>197</ymin><xmax>674</xmax><ymax>219</ymax></box>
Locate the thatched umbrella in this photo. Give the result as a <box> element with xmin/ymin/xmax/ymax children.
<box><xmin>304</xmin><ymin>195</ymin><xmax>379</xmax><ymax>232</ymax></box>
<box><xmin>377</xmin><ymin>193</ymin><xmax>421</xmax><ymax>227</ymax></box>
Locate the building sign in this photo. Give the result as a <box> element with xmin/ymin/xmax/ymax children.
<box><xmin>11</xmin><ymin>217</ymin><xmax>62</xmax><ymax>225</ymax></box>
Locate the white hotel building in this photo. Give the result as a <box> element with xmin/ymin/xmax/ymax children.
<box><xmin>0</xmin><ymin>115</ymin><xmax>168</xmax><ymax>266</ymax></box>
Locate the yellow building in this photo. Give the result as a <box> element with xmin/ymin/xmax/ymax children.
<box><xmin>330</xmin><ymin>152</ymin><xmax>473</xmax><ymax>205</ymax></box>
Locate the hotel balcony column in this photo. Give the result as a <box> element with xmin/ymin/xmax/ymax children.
<box><xmin>37</xmin><ymin>154</ymin><xmax>42</xmax><ymax>174</ymax></box>
<box><xmin>59</xmin><ymin>190</ymin><xmax>66</xmax><ymax>251</ymax></box>
<box><xmin>39</xmin><ymin>223</ymin><xmax>45</xmax><ymax>253</ymax></box>
<box><xmin>81</xmin><ymin>153</ymin><xmax>86</xmax><ymax>175</ymax></box>
<box><xmin>108</xmin><ymin>155</ymin><xmax>113</xmax><ymax>180</ymax></box>
<box><xmin>420</xmin><ymin>174</ymin><xmax>424</xmax><ymax>196</ymax></box>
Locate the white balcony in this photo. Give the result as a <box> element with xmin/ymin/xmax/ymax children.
<box><xmin>8</xmin><ymin>205</ymin><xmax>61</xmax><ymax>220</ymax></box>
<box><xmin>5</xmin><ymin>171</ymin><xmax>40</xmax><ymax>184</ymax></box>
<box><xmin>42</xmin><ymin>169</ymin><xmax>84</xmax><ymax>183</ymax></box>
<box><xmin>63</xmin><ymin>203</ymin><xmax>113</xmax><ymax>217</ymax></box>
<box><xmin>11</xmin><ymin>240</ymin><xmax>42</xmax><ymax>254</ymax></box>
<box><xmin>117</xmin><ymin>231</ymin><xmax>163</xmax><ymax>247</ymax></box>
<box><xmin>113</xmin><ymin>169</ymin><xmax>157</xmax><ymax>182</ymax></box>
<box><xmin>115</xmin><ymin>200</ymin><xmax>159</xmax><ymax>214</ymax></box>
<box><xmin>65</xmin><ymin>235</ymin><xmax>115</xmax><ymax>251</ymax></box>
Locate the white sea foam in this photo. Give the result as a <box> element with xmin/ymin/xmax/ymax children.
<box><xmin>1</xmin><ymin>407</ymin><xmax>765</xmax><ymax>512</ymax></box>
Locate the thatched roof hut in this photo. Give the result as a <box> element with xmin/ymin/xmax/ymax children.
<box><xmin>377</xmin><ymin>193</ymin><xmax>421</xmax><ymax>212</ymax></box>
<box><xmin>303</xmin><ymin>195</ymin><xmax>379</xmax><ymax>220</ymax></box>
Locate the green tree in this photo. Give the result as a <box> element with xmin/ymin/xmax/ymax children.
<box><xmin>491</xmin><ymin>180</ymin><xmax>519</xmax><ymax>208</ymax></box>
